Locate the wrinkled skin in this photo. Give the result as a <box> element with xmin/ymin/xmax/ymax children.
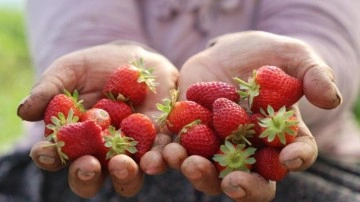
<box><xmin>18</xmin><ymin>31</ymin><xmax>342</xmax><ymax>202</ymax></box>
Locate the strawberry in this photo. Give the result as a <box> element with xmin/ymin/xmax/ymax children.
<box><xmin>235</xmin><ymin>65</ymin><xmax>303</xmax><ymax>113</ymax></box>
<box><xmin>43</xmin><ymin>90</ymin><xmax>84</xmax><ymax>137</ymax></box>
<box><xmin>186</xmin><ymin>81</ymin><xmax>240</xmax><ymax>110</ymax></box>
<box><xmin>102</xmin><ymin>58</ymin><xmax>158</xmax><ymax>106</ymax></box>
<box><xmin>51</xmin><ymin>120</ymin><xmax>104</xmax><ymax>165</ymax></box>
<box><xmin>156</xmin><ymin>89</ymin><xmax>212</xmax><ymax>134</ymax></box>
<box><xmin>93</xmin><ymin>98</ymin><xmax>133</xmax><ymax>129</ymax></box>
<box><xmin>247</xmin><ymin>113</ymin><xmax>266</xmax><ymax>149</ymax></box>
<box><xmin>213</xmin><ymin>140</ymin><xmax>256</xmax><ymax>178</ymax></box>
<box><xmin>120</xmin><ymin>113</ymin><xmax>157</xmax><ymax>162</ymax></box>
<box><xmin>178</xmin><ymin>120</ymin><xmax>220</xmax><ymax>159</ymax></box>
<box><xmin>253</xmin><ymin>147</ymin><xmax>288</xmax><ymax>181</ymax></box>
<box><xmin>212</xmin><ymin>98</ymin><xmax>254</xmax><ymax>143</ymax></box>
<box><xmin>258</xmin><ymin>106</ymin><xmax>298</xmax><ymax>147</ymax></box>
<box><xmin>80</xmin><ymin>108</ymin><xmax>111</xmax><ymax>130</ymax></box>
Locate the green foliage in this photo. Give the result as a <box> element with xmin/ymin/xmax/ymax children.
<box><xmin>0</xmin><ymin>8</ymin><xmax>34</xmax><ymax>153</ymax></box>
<box><xmin>354</xmin><ymin>96</ymin><xmax>360</xmax><ymax>124</ymax></box>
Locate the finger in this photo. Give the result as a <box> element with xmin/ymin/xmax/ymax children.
<box><xmin>279</xmin><ymin>115</ymin><xmax>318</xmax><ymax>171</ymax></box>
<box><xmin>68</xmin><ymin>155</ymin><xmax>104</xmax><ymax>198</ymax></box>
<box><xmin>302</xmin><ymin>65</ymin><xmax>342</xmax><ymax>109</ymax></box>
<box><xmin>221</xmin><ymin>171</ymin><xmax>276</xmax><ymax>202</ymax></box>
<box><xmin>140</xmin><ymin>132</ymin><xmax>172</xmax><ymax>175</ymax></box>
<box><xmin>181</xmin><ymin>155</ymin><xmax>222</xmax><ymax>195</ymax></box>
<box><xmin>108</xmin><ymin>154</ymin><xmax>144</xmax><ymax>197</ymax></box>
<box><xmin>29</xmin><ymin>141</ymin><xmax>64</xmax><ymax>171</ymax></box>
<box><xmin>162</xmin><ymin>142</ymin><xmax>188</xmax><ymax>170</ymax></box>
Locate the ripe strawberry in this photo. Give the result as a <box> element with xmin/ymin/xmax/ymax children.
<box><xmin>212</xmin><ymin>98</ymin><xmax>254</xmax><ymax>143</ymax></box>
<box><xmin>258</xmin><ymin>106</ymin><xmax>298</xmax><ymax>147</ymax></box>
<box><xmin>52</xmin><ymin>120</ymin><xmax>104</xmax><ymax>165</ymax></box>
<box><xmin>102</xmin><ymin>58</ymin><xmax>158</xmax><ymax>106</ymax></box>
<box><xmin>253</xmin><ymin>147</ymin><xmax>288</xmax><ymax>181</ymax></box>
<box><xmin>235</xmin><ymin>65</ymin><xmax>303</xmax><ymax>113</ymax></box>
<box><xmin>93</xmin><ymin>98</ymin><xmax>133</xmax><ymax>129</ymax></box>
<box><xmin>80</xmin><ymin>108</ymin><xmax>111</xmax><ymax>130</ymax></box>
<box><xmin>186</xmin><ymin>81</ymin><xmax>240</xmax><ymax>110</ymax></box>
<box><xmin>213</xmin><ymin>140</ymin><xmax>256</xmax><ymax>178</ymax></box>
<box><xmin>120</xmin><ymin>113</ymin><xmax>157</xmax><ymax>162</ymax></box>
<box><xmin>156</xmin><ymin>89</ymin><xmax>212</xmax><ymax>134</ymax></box>
<box><xmin>178</xmin><ymin>120</ymin><xmax>220</xmax><ymax>159</ymax></box>
<box><xmin>247</xmin><ymin>113</ymin><xmax>266</xmax><ymax>149</ymax></box>
<box><xmin>43</xmin><ymin>90</ymin><xmax>84</xmax><ymax>137</ymax></box>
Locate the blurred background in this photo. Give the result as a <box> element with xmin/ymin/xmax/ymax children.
<box><xmin>0</xmin><ymin>0</ymin><xmax>359</xmax><ymax>155</ymax></box>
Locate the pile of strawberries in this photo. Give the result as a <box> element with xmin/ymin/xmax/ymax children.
<box><xmin>43</xmin><ymin>58</ymin><xmax>158</xmax><ymax>168</ymax></box>
<box><xmin>157</xmin><ymin>65</ymin><xmax>303</xmax><ymax>181</ymax></box>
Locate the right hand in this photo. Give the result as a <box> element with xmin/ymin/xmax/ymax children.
<box><xmin>17</xmin><ymin>42</ymin><xmax>179</xmax><ymax>198</ymax></box>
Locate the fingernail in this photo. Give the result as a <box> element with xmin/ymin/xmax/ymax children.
<box><xmin>113</xmin><ymin>169</ymin><xmax>128</xmax><ymax>179</ymax></box>
<box><xmin>17</xmin><ymin>95</ymin><xmax>29</xmax><ymax>117</ymax></box>
<box><xmin>38</xmin><ymin>155</ymin><xmax>55</xmax><ymax>165</ymax></box>
<box><xmin>332</xmin><ymin>82</ymin><xmax>343</xmax><ymax>106</ymax></box>
<box><xmin>224</xmin><ymin>185</ymin><xmax>246</xmax><ymax>198</ymax></box>
<box><xmin>284</xmin><ymin>158</ymin><xmax>303</xmax><ymax>169</ymax></box>
<box><xmin>77</xmin><ymin>170</ymin><xmax>96</xmax><ymax>181</ymax></box>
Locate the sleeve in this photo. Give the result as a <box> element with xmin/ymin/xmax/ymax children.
<box><xmin>253</xmin><ymin>0</ymin><xmax>360</xmax><ymax>129</ymax></box>
<box><xmin>25</xmin><ymin>0</ymin><xmax>149</xmax><ymax>77</ymax></box>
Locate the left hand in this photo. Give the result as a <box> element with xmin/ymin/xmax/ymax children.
<box><xmin>162</xmin><ymin>31</ymin><xmax>342</xmax><ymax>202</ymax></box>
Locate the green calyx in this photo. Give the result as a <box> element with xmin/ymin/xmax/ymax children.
<box><xmin>259</xmin><ymin>105</ymin><xmax>298</xmax><ymax>145</ymax></box>
<box><xmin>63</xmin><ymin>89</ymin><xmax>85</xmax><ymax>112</ymax></box>
<box><xmin>227</xmin><ymin>123</ymin><xmax>255</xmax><ymax>146</ymax></box>
<box><xmin>213</xmin><ymin>140</ymin><xmax>256</xmax><ymax>178</ymax></box>
<box><xmin>155</xmin><ymin>88</ymin><xmax>179</xmax><ymax>130</ymax></box>
<box><xmin>131</xmin><ymin>57</ymin><xmax>159</xmax><ymax>94</ymax></box>
<box><xmin>103</xmin><ymin>126</ymin><xmax>138</xmax><ymax>160</ymax></box>
<box><xmin>233</xmin><ymin>70</ymin><xmax>260</xmax><ymax>108</ymax></box>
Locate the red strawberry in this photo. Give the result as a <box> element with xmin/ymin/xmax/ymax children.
<box><xmin>213</xmin><ymin>140</ymin><xmax>256</xmax><ymax>178</ymax></box>
<box><xmin>253</xmin><ymin>147</ymin><xmax>288</xmax><ymax>181</ymax></box>
<box><xmin>102</xmin><ymin>58</ymin><xmax>158</xmax><ymax>106</ymax></box>
<box><xmin>178</xmin><ymin>120</ymin><xmax>220</xmax><ymax>159</ymax></box>
<box><xmin>93</xmin><ymin>98</ymin><xmax>133</xmax><ymax>129</ymax></box>
<box><xmin>186</xmin><ymin>81</ymin><xmax>240</xmax><ymax>110</ymax></box>
<box><xmin>120</xmin><ymin>113</ymin><xmax>157</xmax><ymax>162</ymax></box>
<box><xmin>247</xmin><ymin>113</ymin><xmax>266</xmax><ymax>149</ymax></box>
<box><xmin>212</xmin><ymin>98</ymin><xmax>254</xmax><ymax>143</ymax></box>
<box><xmin>235</xmin><ymin>65</ymin><xmax>303</xmax><ymax>113</ymax></box>
<box><xmin>44</xmin><ymin>90</ymin><xmax>84</xmax><ymax>137</ymax></box>
<box><xmin>258</xmin><ymin>106</ymin><xmax>298</xmax><ymax>147</ymax></box>
<box><xmin>80</xmin><ymin>108</ymin><xmax>111</xmax><ymax>130</ymax></box>
<box><xmin>156</xmin><ymin>89</ymin><xmax>212</xmax><ymax>134</ymax></box>
<box><xmin>52</xmin><ymin>120</ymin><xmax>104</xmax><ymax>165</ymax></box>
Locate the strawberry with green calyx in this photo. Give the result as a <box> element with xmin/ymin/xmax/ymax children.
<box><xmin>178</xmin><ymin>120</ymin><xmax>221</xmax><ymax>159</ymax></box>
<box><xmin>247</xmin><ymin>113</ymin><xmax>266</xmax><ymax>149</ymax></box>
<box><xmin>234</xmin><ymin>65</ymin><xmax>303</xmax><ymax>113</ymax></box>
<box><xmin>212</xmin><ymin>98</ymin><xmax>254</xmax><ymax>144</ymax></box>
<box><xmin>103</xmin><ymin>126</ymin><xmax>138</xmax><ymax>160</ymax></box>
<box><xmin>46</xmin><ymin>120</ymin><xmax>104</xmax><ymax>165</ymax></box>
<box><xmin>120</xmin><ymin>113</ymin><xmax>157</xmax><ymax>162</ymax></box>
<box><xmin>156</xmin><ymin>89</ymin><xmax>212</xmax><ymax>134</ymax></box>
<box><xmin>102</xmin><ymin>58</ymin><xmax>158</xmax><ymax>106</ymax></box>
<box><xmin>253</xmin><ymin>147</ymin><xmax>288</xmax><ymax>181</ymax></box>
<box><xmin>213</xmin><ymin>140</ymin><xmax>257</xmax><ymax>178</ymax></box>
<box><xmin>93</xmin><ymin>98</ymin><xmax>133</xmax><ymax>129</ymax></box>
<box><xmin>43</xmin><ymin>89</ymin><xmax>84</xmax><ymax>137</ymax></box>
<box><xmin>186</xmin><ymin>81</ymin><xmax>240</xmax><ymax>110</ymax></box>
<box><xmin>80</xmin><ymin>108</ymin><xmax>111</xmax><ymax>130</ymax></box>
<box><xmin>258</xmin><ymin>105</ymin><xmax>298</xmax><ymax>147</ymax></box>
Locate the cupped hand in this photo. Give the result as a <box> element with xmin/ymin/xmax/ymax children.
<box><xmin>18</xmin><ymin>42</ymin><xmax>179</xmax><ymax>198</ymax></box>
<box><xmin>163</xmin><ymin>31</ymin><xmax>342</xmax><ymax>202</ymax></box>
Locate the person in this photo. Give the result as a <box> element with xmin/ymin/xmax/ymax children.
<box><xmin>1</xmin><ymin>0</ymin><xmax>360</xmax><ymax>201</ymax></box>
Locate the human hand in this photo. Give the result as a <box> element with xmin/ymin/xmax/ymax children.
<box><xmin>163</xmin><ymin>31</ymin><xmax>342</xmax><ymax>202</ymax></box>
<box><xmin>17</xmin><ymin>42</ymin><xmax>179</xmax><ymax>198</ymax></box>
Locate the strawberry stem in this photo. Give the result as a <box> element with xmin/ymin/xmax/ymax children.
<box><xmin>131</xmin><ymin>57</ymin><xmax>159</xmax><ymax>94</ymax></box>
<box><xmin>233</xmin><ymin>70</ymin><xmax>260</xmax><ymax>107</ymax></box>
